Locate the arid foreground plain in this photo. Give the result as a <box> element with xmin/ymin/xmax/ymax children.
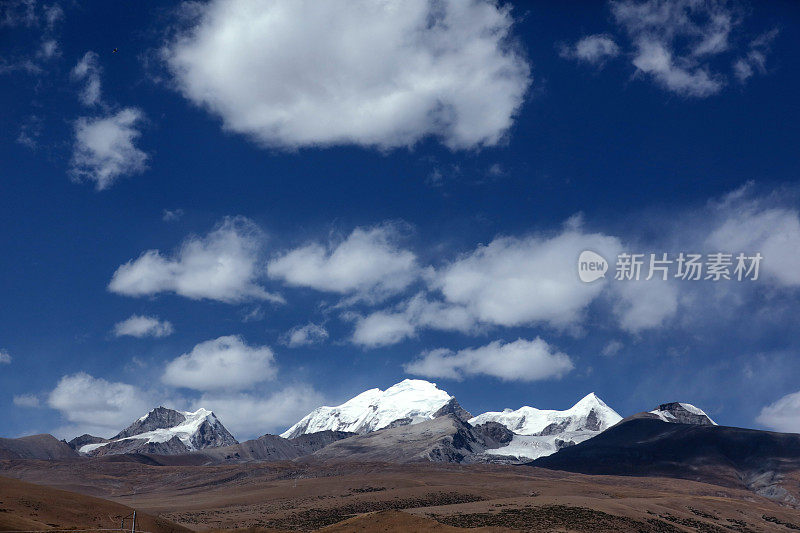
<box><xmin>2</xmin><ymin>456</ymin><xmax>800</xmax><ymax>533</ymax></box>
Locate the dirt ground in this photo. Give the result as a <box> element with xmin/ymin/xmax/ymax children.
<box><xmin>2</xmin><ymin>459</ymin><xmax>800</xmax><ymax>532</ymax></box>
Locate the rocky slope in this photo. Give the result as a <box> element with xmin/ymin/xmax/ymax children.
<box><xmin>312</xmin><ymin>414</ymin><xmax>512</xmax><ymax>463</ymax></box>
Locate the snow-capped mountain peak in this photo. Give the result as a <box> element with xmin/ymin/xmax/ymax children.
<box><xmin>78</xmin><ymin>407</ymin><xmax>237</xmax><ymax>455</ymax></box>
<box><xmin>280</xmin><ymin>379</ymin><xmax>455</xmax><ymax>439</ymax></box>
<box><xmin>470</xmin><ymin>393</ymin><xmax>622</xmax><ymax>462</ymax></box>
<box><xmin>469</xmin><ymin>392</ymin><xmax>622</xmax><ymax>436</ymax></box>
<box><xmin>649</xmin><ymin>402</ymin><xmax>717</xmax><ymax>426</ymax></box>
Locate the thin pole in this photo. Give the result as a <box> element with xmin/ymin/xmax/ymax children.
<box><xmin>131</xmin><ymin>511</ymin><xmax>135</xmax><ymax>533</ymax></box>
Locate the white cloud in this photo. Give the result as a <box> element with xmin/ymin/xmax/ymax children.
<box><xmin>113</xmin><ymin>315</ymin><xmax>174</xmax><ymax>338</ymax></box>
<box><xmin>164</xmin><ymin>0</ymin><xmax>530</xmax><ymax>150</ymax></box>
<box><xmin>47</xmin><ymin>373</ymin><xmax>154</xmax><ymax>438</ymax></box>
<box><xmin>612</xmin><ymin>277</ymin><xmax>679</xmax><ymax>333</ymax></box>
<box><xmin>0</xmin><ymin>349</ymin><xmax>10</xmax><ymax>364</ymax></box>
<box><xmin>13</xmin><ymin>394</ymin><xmax>40</xmax><ymax>408</ymax></box>
<box><xmin>563</xmin><ymin>0</ymin><xmax>774</xmax><ymax>97</ymax></box>
<box><xmin>163</xmin><ymin>335</ymin><xmax>277</xmax><ymax>391</ymax></box>
<box><xmin>268</xmin><ymin>224</ymin><xmax>419</xmax><ymax>301</ymax></box>
<box><xmin>284</xmin><ymin>323</ymin><xmax>328</xmax><ymax>348</ymax></box>
<box><xmin>433</xmin><ymin>230</ymin><xmax>622</xmax><ymax>329</ymax></box>
<box><xmin>71</xmin><ymin>51</ymin><xmax>101</xmax><ymax>105</ymax></box>
<box><xmin>37</xmin><ymin>39</ymin><xmax>59</xmax><ymax>60</ymax></box>
<box><xmin>351</xmin><ymin>293</ymin><xmax>476</xmax><ymax>348</ymax></box>
<box><xmin>601</xmin><ymin>340</ymin><xmax>624</xmax><ymax>357</ymax></box>
<box><xmin>610</xmin><ymin>0</ymin><xmax>738</xmax><ymax>96</ymax></box>
<box><xmin>706</xmin><ymin>201</ymin><xmax>800</xmax><ymax>287</ymax></box>
<box><xmin>560</xmin><ymin>34</ymin><xmax>620</xmax><ymax>66</ymax></box>
<box><xmin>162</xmin><ymin>208</ymin><xmax>184</xmax><ymax>222</ymax></box>
<box><xmin>733</xmin><ymin>29</ymin><xmax>779</xmax><ymax>83</ymax></box>
<box><xmin>351</xmin><ymin>311</ymin><xmax>417</xmax><ymax>348</ymax></box>
<box><xmin>43</xmin><ymin>4</ymin><xmax>62</xmax><ymax>29</ymax></box>
<box><xmin>70</xmin><ymin>108</ymin><xmax>148</xmax><ymax>190</ymax></box>
<box><xmin>0</xmin><ymin>2</ymin><xmax>63</xmax><ymax>75</ymax></box>
<box><xmin>757</xmin><ymin>391</ymin><xmax>800</xmax><ymax>433</ymax></box>
<box><xmin>346</xmin><ymin>225</ymin><xmax>631</xmax><ymax>347</ymax></box>
<box><xmin>198</xmin><ymin>385</ymin><xmax>325</xmax><ymax>439</ymax></box>
<box><xmin>1</xmin><ymin>0</ymin><xmax>37</xmax><ymax>27</ymax></box>
<box><xmin>109</xmin><ymin>217</ymin><xmax>282</xmax><ymax>303</ymax></box>
<box><xmin>629</xmin><ymin>39</ymin><xmax>722</xmax><ymax>97</ymax></box>
<box><xmin>405</xmin><ymin>338</ymin><xmax>574</xmax><ymax>382</ymax></box>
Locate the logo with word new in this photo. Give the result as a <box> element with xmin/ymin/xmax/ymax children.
<box><xmin>578</xmin><ymin>250</ymin><xmax>608</xmax><ymax>283</ymax></box>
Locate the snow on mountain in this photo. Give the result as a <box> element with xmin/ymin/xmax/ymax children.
<box><xmin>78</xmin><ymin>407</ymin><xmax>237</xmax><ymax>455</ymax></box>
<box><xmin>280</xmin><ymin>379</ymin><xmax>455</xmax><ymax>439</ymax></box>
<box><xmin>649</xmin><ymin>402</ymin><xmax>717</xmax><ymax>426</ymax></box>
<box><xmin>471</xmin><ymin>393</ymin><xmax>622</xmax><ymax>461</ymax></box>
<box><xmin>469</xmin><ymin>393</ymin><xmax>622</xmax><ymax>435</ymax></box>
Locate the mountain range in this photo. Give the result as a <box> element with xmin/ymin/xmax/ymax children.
<box><xmin>41</xmin><ymin>378</ymin><xmax>713</xmax><ymax>465</ymax></box>
<box><xmin>4</xmin><ymin>379</ymin><xmax>800</xmax><ymax>504</ymax></box>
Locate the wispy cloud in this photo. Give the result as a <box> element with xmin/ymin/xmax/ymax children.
<box><xmin>561</xmin><ymin>0</ymin><xmax>778</xmax><ymax>97</ymax></box>
<box><xmin>283</xmin><ymin>323</ymin><xmax>329</xmax><ymax>348</ymax></box>
<box><xmin>559</xmin><ymin>34</ymin><xmax>620</xmax><ymax>66</ymax></box>
<box><xmin>113</xmin><ymin>315</ymin><xmax>174</xmax><ymax>338</ymax></box>
<box><xmin>70</xmin><ymin>51</ymin><xmax>102</xmax><ymax>106</ymax></box>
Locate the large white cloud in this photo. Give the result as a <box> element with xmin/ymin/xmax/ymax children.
<box><xmin>268</xmin><ymin>224</ymin><xmax>419</xmax><ymax>301</ymax></box>
<box><xmin>349</xmin><ymin>227</ymin><xmax>625</xmax><ymax>347</ymax></box>
<box><xmin>164</xmin><ymin>0</ymin><xmax>530</xmax><ymax>149</ymax></box>
<box><xmin>70</xmin><ymin>108</ymin><xmax>148</xmax><ymax>190</ymax></box>
<box><xmin>434</xmin><ymin>230</ymin><xmax>622</xmax><ymax>329</ymax></box>
<box><xmin>47</xmin><ymin>373</ymin><xmax>154</xmax><ymax>437</ymax></box>
<box><xmin>109</xmin><ymin>217</ymin><xmax>282</xmax><ymax>303</ymax></box>
<box><xmin>757</xmin><ymin>391</ymin><xmax>800</xmax><ymax>433</ymax></box>
<box><xmin>162</xmin><ymin>335</ymin><xmax>277</xmax><ymax>391</ymax></box>
<box><xmin>405</xmin><ymin>338</ymin><xmax>574</xmax><ymax>382</ymax></box>
<box><xmin>113</xmin><ymin>315</ymin><xmax>174</xmax><ymax>338</ymax></box>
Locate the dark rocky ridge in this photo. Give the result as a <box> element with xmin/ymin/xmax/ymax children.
<box><xmin>197</xmin><ymin>430</ymin><xmax>356</xmax><ymax>462</ymax></box>
<box><xmin>529</xmin><ymin>417</ymin><xmax>800</xmax><ymax>505</ymax></box>
<box><xmin>67</xmin><ymin>434</ymin><xmax>109</xmax><ymax>451</ymax></box>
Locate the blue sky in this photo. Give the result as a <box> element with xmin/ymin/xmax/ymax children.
<box><xmin>1</xmin><ymin>0</ymin><xmax>800</xmax><ymax>441</ymax></box>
